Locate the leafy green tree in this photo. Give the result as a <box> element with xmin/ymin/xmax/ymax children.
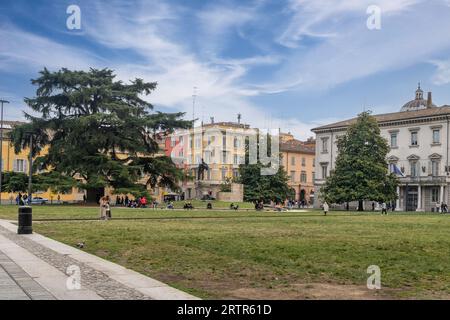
<box><xmin>321</xmin><ymin>111</ymin><xmax>398</xmax><ymax>210</ymax></box>
<box><xmin>9</xmin><ymin>68</ymin><xmax>191</xmax><ymax>201</ymax></box>
<box><xmin>237</xmin><ymin>132</ymin><xmax>293</xmax><ymax>203</ymax></box>
<box><xmin>1</xmin><ymin>171</ymin><xmax>75</xmax><ymax>194</ymax></box>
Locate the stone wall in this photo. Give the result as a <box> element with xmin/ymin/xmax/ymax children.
<box><xmin>217</xmin><ymin>183</ymin><xmax>244</xmax><ymax>202</ymax></box>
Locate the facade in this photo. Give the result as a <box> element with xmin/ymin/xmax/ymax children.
<box><xmin>0</xmin><ymin>121</ymin><xmax>171</xmax><ymax>204</ymax></box>
<box><xmin>167</xmin><ymin>120</ymin><xmax>248</xmax><ymax>200</ymax></box>
<box><xmin>279</xmin><ymin>134</ymin><xmax>316</xmax><ymax>204</ymax></box>
<box><xmin>312</xmin><ymin>85</ymin><xmax>450</xmax><ymax>212</ymax></box>
<box><xmin>0</xmin><ymin>121</ymin><xmax>85</xmax><ymax>203</ymax></box>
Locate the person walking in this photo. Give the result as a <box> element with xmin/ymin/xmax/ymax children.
<box><xmin>105</xmin><ymin>196</ymin><xmax>112</xmax><ymax>220</ymax></box>
<box><xmin>323</xmin><ymin>201</ymin><xmax>329</xmax><ymax>216</ymax></box>
<box><xmin>381</xmin><ymin>202</ymin><xmax>387</xmax><ymax>215</ymax></box>
<box><xmin>99</xmin><ymin>196</ymin><xmax>108</xmax><ymax>220</ymax></box>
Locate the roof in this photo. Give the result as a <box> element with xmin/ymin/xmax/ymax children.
<box><xmin>202</xmin><ymin>121</ymin><xmax>250</xmax><ymax>129</ymax></box>
<box><xmin>280</xmin><ymin>139</ymin><xmax>315</xmax><ymax>154</ymax></box>
<box><xmin>312</xmin><ymin>105</ymin><xmax>450</xmax><ymax>132</ymax></box>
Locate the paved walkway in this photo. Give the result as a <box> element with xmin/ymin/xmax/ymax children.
<box><xmin>0</xmin><ymin>220</ymin><xmax>198</xmax><ymax>300</ymax></box>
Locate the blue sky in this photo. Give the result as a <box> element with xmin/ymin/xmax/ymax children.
<box><xmin>2</xmin><ymin>0</ymin><xmax>450</xmax><ymax>139</ymax></box>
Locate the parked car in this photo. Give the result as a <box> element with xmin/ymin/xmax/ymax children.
<box><xmin>31</xmin><ymin>197</ymin><xmax>48</xmax><ymax>205</ymax></box>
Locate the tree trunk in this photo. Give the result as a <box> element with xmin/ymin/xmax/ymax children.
<box><xmin>87</xmin><ymin>187</ymin><xmax>105</xmax><ymax>204</ymax></box>
<box><xmin>346</xmin><ymin>202</ymin><xmax>349</xmax><ymax>211</ymax></box>
<box><xmin>357</xmin><ymin>200</ymin><xmax>364</xmax><ymax>211</ymax></box>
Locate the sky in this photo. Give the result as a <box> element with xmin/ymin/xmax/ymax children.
<box><xmin>1</xmin><ymin>0</ymin><xmax>450</xmax><ymax>140</ymax></box>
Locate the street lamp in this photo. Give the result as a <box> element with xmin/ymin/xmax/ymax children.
<box><xmin>27</xmin><ymin>132</ymin><xmax>33</xmax><ymax>206</ymax></box>
<box><xmin>0</xmin><ymin>99</ymin><xmax>9</xmax><ymax>205</ymax></box>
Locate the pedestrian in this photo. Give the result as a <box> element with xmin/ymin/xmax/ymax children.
<box><xmin>99</xmin><ymin>196</ymin><xmax>107</xmax><ymax>220</ymax></box>
<box><xmin>372</xmin><ymin>202</ymin><xmax>375</xmax><ymax>211</ymax></box>
<box><xmin>105</xmin><ymin>196</ymin><xmax>112</xmax><ymax>220</ymax></box>
<box><xmin>124</xmin><ymin>195</ymin><xmax>129</xmax><ymax>207</ymax></box>
<box><xmin>83</xmin><ymin>194</ymin><xmax>87</xmax><ymax>203</ymax></box>
<box><xmin>381</xmin><ymin>202</ymin><xmax>387</xmax><ymax>215</ymax></box>
<box><xmin>57</xmin><ymin>194</ymin><xmax>61</xmax><ymax>204</ymax></box>
<box><xmin>323</xmin><ymin>201</ymin><xmax>329</xmax><ymax>216</ymax></box>
<box><xmin>436</xmin><ymin>202</ymin><xmax>441</xmax><ymax>213</ymax></box>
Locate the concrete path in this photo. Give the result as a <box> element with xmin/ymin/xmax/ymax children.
<box><xmin>0</xmin><ymin>220</ymin><xmax>199</xmax><ymax>300</ymax></box>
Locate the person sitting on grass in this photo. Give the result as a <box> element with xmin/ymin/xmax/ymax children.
<box><xmin>167</xmin><ymin>202</ymin><xmax>174</xmax><ymax>209</ymax></box>
<box><xmin>207</xmin><ymin>202</ymin><xmax>212</xmax><ymax>210</ymax></box>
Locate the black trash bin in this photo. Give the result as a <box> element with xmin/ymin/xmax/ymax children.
<box><xmin>18</xmin><ymin>206</ymin><xmax>33</xmax><ymax>234</ymax></box>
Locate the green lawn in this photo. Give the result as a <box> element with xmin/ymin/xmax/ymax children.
<box><xmin>2</xmin><ymin>205</ymin><xmax>450</xmax><ymax>299</ymax></box>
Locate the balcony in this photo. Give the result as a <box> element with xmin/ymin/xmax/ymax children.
<box><xmin>399</xmin><ymin>176</ymin><xmax>448</xmax><ymax>185</ymax></box>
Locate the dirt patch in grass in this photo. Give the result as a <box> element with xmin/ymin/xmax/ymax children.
<box><xmin>226</xmin><ymin>283</ymin><xmax>392</xmax><ymax>300</ymax></box>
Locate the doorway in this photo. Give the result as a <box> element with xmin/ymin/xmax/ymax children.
<box><xmin>406</xmin><ymin>187</ymin><xmax>418</xmax><ymax>211</ymax></box>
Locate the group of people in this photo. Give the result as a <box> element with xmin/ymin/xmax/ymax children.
<box><xmin>113</xmin><ymin>195</ymin><xmax>148</xmax><ymax>208</ymax></box>
<box><xmin>183</xmin><ymin>202</ymin><xmax>194</xmax><ymax>210</ymax></box>
<box><xmin>436</xmin><ymin>202</ymin><xmax>448</xmax><ymax>213</ymax></box>
<box><xmin>99</xmin><ymin>196</ymin><xmax>112</xmax><ymax>220</ymax></box>
<box><xmin>15</xmin><ymin>193</ymin><xmax>30</xmax><ymax>206</ymax></box>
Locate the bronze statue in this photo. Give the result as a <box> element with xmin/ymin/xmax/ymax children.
<box><xmin>197</xmin><ymin>158</ymin><xmax>209</xmax><ymax>180</ymax></box>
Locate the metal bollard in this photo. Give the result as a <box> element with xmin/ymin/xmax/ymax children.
<box><xmin>18</xmin><ymin>206</ymin><xmax>33</xmax><ymax>234</ymax></box>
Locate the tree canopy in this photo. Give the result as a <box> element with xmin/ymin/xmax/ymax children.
<box><xmin>9</xmin><ymin>68</ymin><xmax>191</xmax><ymax>199</ymax></box>
<box><xmin>321</xmin><ymin>111</ymin><xmax>398</xmax><ymax>210</ymax></box>
<box><xmin>237</xmin><ymin>132</ymin><xmax>293</xmax><ymax>203</ymax></box>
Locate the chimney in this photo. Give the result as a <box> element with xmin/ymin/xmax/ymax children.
<box><xmin>427</xmin><ymin>92</ymin><xmax>432</xmax><ymax>108</ymax></box>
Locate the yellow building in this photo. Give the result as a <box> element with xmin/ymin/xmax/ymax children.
<box><xmin>169</xmin><ymin>120</ymin><xmax>248</xmax><ymax>200</ymax></box>
<box><xmin>280</xmin><ymin>133</ymin><xmax>316</xmax><ymax>205</ymax></box>
<box><xmin>0</xmin><ymin>121</ymin><xmax>85</xmax><ymax>204</ymax></box>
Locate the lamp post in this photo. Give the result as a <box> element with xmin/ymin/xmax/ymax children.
<box><xmin>27</xmin><ymin>133</ymin><xmax>33</xmax><ymax>206</ymax></box>
<box><xmin>0</xmin><ymin>99</ymin><xmax>9</xmax><ymax>205</ymax></box>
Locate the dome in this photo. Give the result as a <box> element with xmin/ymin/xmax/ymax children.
<box><xmin>400</xmin><ymin>83</ymin><xmax>436</xmax><ymax>112</ymax></box>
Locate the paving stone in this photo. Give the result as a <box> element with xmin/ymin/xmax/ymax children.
<box><xmin>0</xmin><ymin>225</ymin><xmax>150</xmax><ymax>300</ymax></box>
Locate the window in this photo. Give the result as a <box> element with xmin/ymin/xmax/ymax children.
<box><xmin>312</xmin><ymin>172</ymin><xmax>315</xmax><ymax>182</ymax></box>
<box><xmin>300</xmin><ymin>171</ymin><xmax>307</xmax><ymax>183</ymax></box>
<box><xmin>321</xmin><ymin>164</ymin><xmax>328</xmax><ymax>179</ymax></box>
<box><xmin>432</xmin><ymin>160</ymin><xmax>440</xmax><ymax>176</ymax></box>
<box><xmin>170</xmin><ymin>137</ymin><xmax>176</xmax><ymax>147</ymax></box>
<box><xmin>291</xmin><ymin>156</ymin><xmax>295</xmax><ymax>166</ymax></box>
<box><xmin>302</xmin><ymin>157</ymin><xmax>306</xmax><ymax>167</ymax></box>
<box><xmin>313</xmin><ymin>158</ymin><xmax>315</xmax><ymax>167</ymax></box>
<box><xmin>233</xmin><ymin>137</ymin><xmax>240</xmax><ymax>148</ymax></box>
<box><xmin>390</xmin><ymin>133</ymin><xmax>398</xmax><ymax>148</ymax></box>
<box><xmin>411</xmin><ymin>132</ymin><xmax>418</xmax><ymax>146</ymax></box>
<box><xmin>410</xmin><ymin>161</ymin><xmax>418</xmax><ymax>177</ymax></box>
<box><xmin>432</xmin><ymin>187</ymin><xmax>439</xmax><ymax>203</ymax></box>
<box><xmin>290</xmin><ymin>171</ymin><xmax>296</xmax><ymax>182</ymax></box>
<box><xmin>233</xmin><ymin>154</ymin><xmax>238</xmax><ymax>165</ymax></box>
<box><xmin>13</xmin><ymin>159</ymin><xmax>27</xmax><ymax>173</ymax></box>
<box><xmin>221</xmin><ymin>167</ymin><xmax>227</xmax><ymax>180</ymax></box>
<box><xmin>321</xmin><ymin>138</ymin><xmax>329</xmax><ymax>153</ymax></box>
<box><xmin>222</xmin><ymin>135</ymin><xmax>227</xmax><ymax>148</ymax></box>
<box><xmin>195</xmin><ymin>138</ymin><xmax>201</xmax><ymax>148</ymax></box>
<box><xmin>222</xmin><ymin>151</ymin><xmax>227</xmax><ymax>164</ymax></box>
<box><xmin>204</xmin><ymin>151</ymin><xmax>211</xmax><ymax>163</ymax></box>
<box><xmin>433</xmin><ymin>129</ymin><xmax>440</xmax><ymax>144</ymax></box>
<box><xmin>233</xmin><ymin>169</ymin><xmax>239</xmax><ymax>179</ymax></box>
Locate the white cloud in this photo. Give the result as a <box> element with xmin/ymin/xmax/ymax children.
<box><xmin>430</xmin><ymin>59</ymin><xmax>450</xmax><ymax>85</ymax></box>
<box><xmin>0</xmin><ymin>24</ymin><xmax>100</xmax><ymax>73</ymax></box>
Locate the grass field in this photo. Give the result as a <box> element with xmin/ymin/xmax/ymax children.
<box><xmin>1</xmin><ymin>205</ymin><xmax>450</xmax><ymax>299</ymax></box>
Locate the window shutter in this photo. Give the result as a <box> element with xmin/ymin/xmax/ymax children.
<box><xmin>23</xmin><ymin>160</ymin><xmax>27</xmax><ymax>173</ymax></box>
<box><xmin>13</xmin><ymin>159</ymin><xmax>17</xmax><ymax>172</ymax></box>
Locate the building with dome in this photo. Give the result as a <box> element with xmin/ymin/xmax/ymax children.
<box><xmin>312</xmin><ymin>85</ymin><xmax>450</xmax><ymax>212</ymax></box>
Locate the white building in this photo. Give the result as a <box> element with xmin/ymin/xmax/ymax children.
<box><xmin>312</xmin><ymin>85</ymin><xmax>450</xmax><ymax>212</ymax></box>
